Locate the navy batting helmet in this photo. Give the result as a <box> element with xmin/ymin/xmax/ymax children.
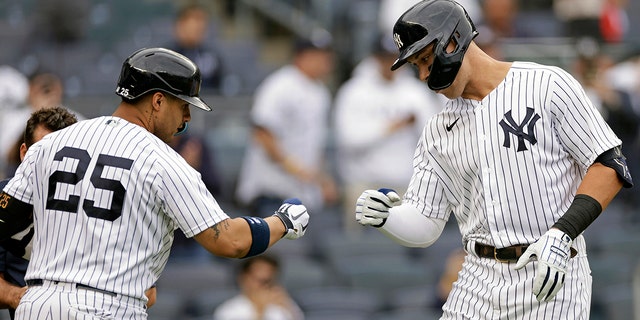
<box><xmin>390</xmin><ymin>0</ymin><xmax>478</xmax><ymax>90</ymax></box>
<box><xmin>116</xmin><ymin>47</ymin><xmax>212</xmax><ymax>111</ymax></box>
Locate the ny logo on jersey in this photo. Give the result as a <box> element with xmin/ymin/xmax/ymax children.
<box><xmin>499</xmin><ymin>107</ymin><xmax>541</xmax><ymax>152</ymax></box>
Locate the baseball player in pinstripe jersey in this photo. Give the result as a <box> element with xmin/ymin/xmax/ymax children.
<box><xmin>355</xmin><ymin>1</ymin><xmax>633</xmax><ymax>319</ymax></box>
<box><xmin>0</xmin><ymin>107</ymin><xmax>157</xmax><ymax>319</ymax></box>
<box><xmin>0</xmin><ymin>48</ymin><xmax>310</xmax><ymax>320</ymax></box>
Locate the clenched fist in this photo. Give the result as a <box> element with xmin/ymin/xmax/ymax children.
<box><xmin>273</xmin><ymin>198</ymin><xmax>309</xmax><ymax>240</ymax></box>
<box><xmin>355</xmin><ymin>188</ymin><xmax>402</xmax><ymax>227</ymax></box>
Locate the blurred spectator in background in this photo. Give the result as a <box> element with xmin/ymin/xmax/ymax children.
<box><xmin>16</xmin><ymin>0</ymin><xmax>90</xmax><ymax>85</ymax></box>
<box><xmin>572</xmin><ymin>39</ymin><xmax>640</xmax><ymax>211</ymax></box>
<box><xmin>235</xmin><ymin>36</ymin><xmax>338</xmax><ymax>218</ymax></box>
<box><xmin>29</xmin><ymin>0</ymin><xmax>89</xmax><ymax>45</ymax></box>
<box><xmin>378</xmin><ymin>0</ymin><xmax>482</xmax><ymax>36</ymax></box>
<box><xmin>0</xmin><ymin>66</ymin><xmax>29</xmax><ymax>179</ymax></box>
<box><xmin>605</xmin><ymin>51</ymin><xmax>640</xmax><ymax>96</ymax></box>
<box><xmin>0</xmin><ymin>66</ymin><xmax>28</xmax><ymax>112</ymax></box>
<box><xmin>481</xmin><ymin>0</ymin><xmax>529</xmax><ymax>38</ymax></box>
<box><xmin>334</xmin><ymin>34</ymin><xmax>442</xmax><ymax>234</ymax></box>
<box><xmin>599</xmin><ymin>0</ymin><xmax>630</xmax><ymax>43</ymax></box>
<box><xmin>168</xmin><ymin>3</ymin><xmax>226</xmax><ymax>92</ymax></box>
<box><xmin>1</xmin><ymin>70</ymin><xmax>64</xmax><ymax>175</ymax></box>
<box><xmin>214</xmin><ymin>254</ymin><xmax>304</xmax><ymax>320</ymax></box>
<box><xmin>553</xmin><ymin>0</ymin><xmax>604</xmax><ymax>41</ymax></box>
<box><xmin>169</xmin><ymin>132</ymin><xmax>222</xmax><ymax>197</ymax></box>
<box><xmin>166</xmin><ymin>3</ymin><xmax>229</xmax><ymax>258</ymax></box>
<box><xmin>474</xmin><ymin>26</ymin><xmax>504</xmax><ymax>60</ymax></box>
<box><xmin>1</xmin><ymin>71</ymin><xmax>85</xmax><ymax>177</ymax></box>
<box><xmin>378</xmin><ymin>0</ymin><xmax>421</xmax><ymax>36</ymax></box>
<box><xmin>168</xmin><ymin>131</ymin><xmax>224</xmax><ymax>260</ymax></box>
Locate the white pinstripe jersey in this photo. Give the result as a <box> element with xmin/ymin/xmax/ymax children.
<box><xmin>3</xmin><ymin>116</ymin><xmax>229</xmax><ymax>300</ymax></box>
<box><xmin>405</xmin><ymin>61</ymin><xmax>621</xmax><ymax>249</ymax></box>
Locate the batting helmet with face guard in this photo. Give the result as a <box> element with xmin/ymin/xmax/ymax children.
<box><xmin>391</xmin><ymin>0</ymin><xmax>478</xmax><ymax>90</ymax></box>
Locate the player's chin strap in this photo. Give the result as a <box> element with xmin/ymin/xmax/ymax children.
<box><xmin>174</xmin><ymin>122</ymin><xmax>189</xmax><ymax>136</ymax></box>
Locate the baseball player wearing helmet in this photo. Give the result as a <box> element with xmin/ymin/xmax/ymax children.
<box><xmin>0</xmin><ymin>48</ymin><xmax>310</xmax><ymax>320</ymax></box>
<box><xmin>355</xmin><ymin>1</ymin><xmax>632</xmax><ymax>319</ymax></box>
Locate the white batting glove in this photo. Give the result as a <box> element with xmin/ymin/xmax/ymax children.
<box><xmin>355</xmin><ymin>188</ymin><xmax>402</xmax><ymax>227</ymax></box>
<box><xmin>514</xmin><ymin>229</ymin><xmax>573</xmax><ymax>302</ymax></box>
<box><xmin>273</xmin><ymin>198</ymin><xmax>309</xmax><ymax>240</ymax></box>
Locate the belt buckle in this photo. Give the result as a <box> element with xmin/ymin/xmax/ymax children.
<box><xmin>493</xmin><ymin>247</ymin><xmax>511</xmax><ymax>263</ymax></box>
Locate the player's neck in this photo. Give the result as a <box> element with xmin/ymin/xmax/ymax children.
<box><xmin>112</xmin><ymin>103</ymin><xmax>153</xmax><ymax>132</ymax></box>
<box><xmin>461</xmin><ymin>53</ymin><xmax>512</xmax><ymax>101</ymax></box>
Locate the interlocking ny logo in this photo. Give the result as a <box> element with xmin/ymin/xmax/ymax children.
<box><xmin>393</xmin><ymin>33</ymin><xmax>403</xmax><ymax>49</ymax></box>
<box><xmin>499</xmin><ymin>107</ymin><xmax>540</xmax><ymax>152</ymax></box>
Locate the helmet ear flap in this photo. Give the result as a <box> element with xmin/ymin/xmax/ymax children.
<box><xmin>427</xmin><ymin>39</ymin><xmax>462</xmax><ymax>90</ymax></box>
<box><xmin>426</xmin><ymin>19</ymin><xmax>477</xmax><ymax>90</ymax></box>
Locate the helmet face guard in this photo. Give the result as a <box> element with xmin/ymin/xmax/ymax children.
<box><xmin>116</xmin><ymin>47</ymin><xmax>212</xmax><ymax>111</ymax></box>
<box><xmin>391</xmin><ymin>0</ymin><xmax>478</xmax><ymax>90</ymax></box>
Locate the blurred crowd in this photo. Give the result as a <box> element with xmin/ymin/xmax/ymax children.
<box><xmin>1</xmin><ymin>0</ymin><xmax>640</xmax><ymax>319</ymax></box>
<box><xmin>1</xmin><ymin>0</ymin><xmax>638</xmax><ymax>219</ymax></box>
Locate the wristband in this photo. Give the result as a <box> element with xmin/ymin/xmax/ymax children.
<box><xmin>552</xmin><ymin>194</ymin><xmax>602</xmax><ymax>239</ymax></box>
<box><xmin>240</xmin><ymin>216</ymin><xmax>270</xmax><ymax>258</ymax></box>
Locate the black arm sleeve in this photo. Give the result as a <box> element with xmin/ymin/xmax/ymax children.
<box><xmin>0</xmin><ymin>191</ymin><xmax>33</xmax><ymax>242</ymax></box>
<box><xmin>552</xmin><ymin>194</ymin><xmax>602</xmax><ymax>240</ymax></box>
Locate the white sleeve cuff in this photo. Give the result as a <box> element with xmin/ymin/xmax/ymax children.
<box><xmin>378</xmin><ymin>203</ymin><xmax>446</xmax><ymax>247</ymax></box>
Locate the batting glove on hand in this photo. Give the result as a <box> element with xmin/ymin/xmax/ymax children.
<box><xmin>514</xmin><ymin>229</ymin><xmax>573</xmax><ymax>302</ymax></box>
<box><xmin>355</xmin><ymin>188</ymin><xmax>402</xmax><ymax>228</ymax></box>
<box><xmin>273</xmin><ymin>198</ymin><xmax>309</xmax><ymax>240</ymax></box>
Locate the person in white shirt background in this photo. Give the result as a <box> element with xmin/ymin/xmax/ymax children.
<box><xmin>0</xmin><ymin>70</ymin><xmax>85</xmax><ymax>177</ymax></box>
<box><xmin>235</xmin><ymin>36</ymin><xmax>339</xmax><ymax>218</ymax></box>
<box><xmin>213</xmin><ymin>254</ymin><xmax>304</xmax><ymax>320</ymax></box>
<box><xmin>334</xmin><ymin>34</ymin><xmax>443</xmax><ymax>234</ymax></box>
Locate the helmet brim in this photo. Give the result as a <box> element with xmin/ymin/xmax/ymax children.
<box><xmin>178</xmin><ymin>94</ymin><xmax>212</xmax><ymax>112</ymax></box>
<box><xmin>390</xmin><ymin>36</ymin><xmax>436</xmax><ymax>71</ymax></box>
<box><xmin>390</xmin><ymin>58</ymin><xmax>407</xmax><ymax>71</ymax></box>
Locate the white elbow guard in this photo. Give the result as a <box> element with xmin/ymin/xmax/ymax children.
<box><xmin>378</xmin><ymin>203</ymin><xmax>446</xmax><ymax>248</ymax></box>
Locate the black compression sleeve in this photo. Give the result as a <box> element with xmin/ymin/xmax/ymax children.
<box><xmin>552</xmin><ymin>194</ymin><xmax>602</xmax><ymax>240</ymax></box>
<box><xmin>0</xmin><ymin>191</ymin><xmax>33</xmax><ymax>242</ymax></box>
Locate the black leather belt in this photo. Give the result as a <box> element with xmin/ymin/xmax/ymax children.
<box><xmin>26</xmin><ymin>279</ymin><xmax>117</xmax><ymax>297</ymax></box>
<box><xmin>475</xmin><ymin>243</ymin><xmax>578</xmax><ymax>263</ymax></box>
